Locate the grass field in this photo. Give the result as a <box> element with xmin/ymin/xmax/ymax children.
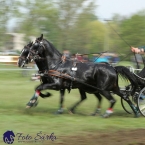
<box><xmin>0</xmin><ymin>63</ymin><xmax>145</xmax><ymax>145</ymax></box>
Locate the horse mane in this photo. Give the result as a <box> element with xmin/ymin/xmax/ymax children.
<box><xmin>42</xmin><ymin>38</ymin><xmax>62</xmax><ymax>57</ymax></box>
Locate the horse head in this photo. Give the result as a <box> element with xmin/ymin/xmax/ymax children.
<box><xmin>18</xmin><ymin>38</ymin><xmax>48</xmax><ymax>72</ymax></box>
<box><xmin>27</xmin><ymin>34</ymin><xmax>46</xmax><ymax>59</ymax></box>
<box><xmin>17</xmin><ymin>41</ymin><xmax>33</xmax><ymax>67</ymax></box>
<box><xmin>28</xmin><ymin>34</ymin><xmax>63</xmax><ymax>69</ymax></box>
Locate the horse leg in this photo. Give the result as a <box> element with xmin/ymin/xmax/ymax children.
<box><xmin>55</xmin><ymin>89</ymin><xmax>65</xmax><ymax>114</ymax></box>
<box><xmin>91</xmin><ymin>93</ymin><xmax>102</xmax><ymax>116</ymax></box>
<box><xmin>100</xmin><ymin>91</ymin><xmax>116</xmax><ymax>118</ymax></box>
<box><xmin>113</xmin><ymin>88</ymin><xmax>140</xmax><ymax>118</ymax></box>
<box><xmin>26</xmin><ymin>83</ymin><xmax>52</xmax><ymax>108</ymax></box>
<box><xmin>26</xmin><ymin>90</ymin><xmax>40</xmax><ymax>108</ymax></box>
<box><xmin>69</xmin><ymin>89</ymin><xmax>87</xmax><ymax>114</ymax></box>
<box><xmin>39</xmin><ymin>92</ymin><xmax>52</xmax><ymax>98</ymax></box>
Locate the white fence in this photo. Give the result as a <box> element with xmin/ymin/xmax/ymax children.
<box><xmin>0</xmin><ymin>64</ymin><xmax>37</xmax><ymax>77</ymax></box>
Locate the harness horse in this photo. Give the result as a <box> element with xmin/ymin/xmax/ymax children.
<box><xmin>18</xmin><ymin>34</ymin><xmax>140</xmax><ymax>117</ymax></box>
<box><xmin>18</xmin><ymin>42</ymin><xmax>105</xmax><ymax>115</ymax></box>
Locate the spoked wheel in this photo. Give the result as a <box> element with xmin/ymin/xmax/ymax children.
<box><xmin>121</xmin><ymin>96</ymin><xmax>134</xmax><ymax>114</ymax></box>
<box><xmin>137</xmin><ymin>87</ymin><xmax>145</xmax><ymax>117</ymax></box>
<box><xmin>120</xmin><ymin>86</ymin><xmax>137</xmax><ymax>114</ymax></box>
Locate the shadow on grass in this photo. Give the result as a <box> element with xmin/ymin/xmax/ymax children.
<box><xmin>0</xmin><ymin>104</ymin><xmax>143</xmax><ymax>119</ymax></box>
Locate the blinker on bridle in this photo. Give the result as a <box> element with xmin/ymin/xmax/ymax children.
<box><xmin>27</xmin><ymin>41</ymin><xmax>46</xmax><ymax>61</ymax></box>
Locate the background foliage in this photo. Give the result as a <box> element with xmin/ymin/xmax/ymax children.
<box><xmin>1</xmin><ymin>0</ymin><xmax>145</xmax><ymax>58</ymax></box>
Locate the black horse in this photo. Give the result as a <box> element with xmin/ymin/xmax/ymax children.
<box><xmin>18</xmin><ymin>42</ymin><xmax>105</xmax><ymax>115</ymax></box>
<box><xmin>25</xmin><ymin>34</ymin><xmax>140</xmax><ymax>117</ymax></box>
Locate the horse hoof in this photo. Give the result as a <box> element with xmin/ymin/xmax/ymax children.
<box><xmin>68</xmin><ymin>110</ymin><xmax>74</xmax><ymax>114</ymax></box>
<box><xmin>91</xmin><ymin>113</ymin><xmax>100</xmax><ymax>116</ymax></box>
<box><xmin>134</xmin><ymin>113</ymin><xmax>140</xmax><ymax>118</ymax></box>
<box><xmin>102</xmin><ymin>113</ymin><xmax>111</xmax><ymax>118</ymax></box>
<box><xmin>55</xmin><ymin>110</ymin><xmax>63</xmax><ymax>115</ymax></box>
<box><xmin>91</xmin><ymin>113</ymin><xmax>96</xmax><ymax>116</ymax></box>
<box><xmin>54</xmin><ymin>112</ymin><xmax>62</xmax><ymax>115</ymax></box>
<box><xmin>26</xmin><ymin>99</ymin><xmax>39</xmax><ymax>108</ymax></box>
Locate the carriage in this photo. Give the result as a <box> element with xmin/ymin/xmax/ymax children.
<box><xmin>121</xmin><ymin>66</ymin><xmax>145</xmax><ymax>117</ymax></box>
<box><xmin>17</xmin><ymin>34</ymin><xmax>145</xmax><ymax>118</ymax></box>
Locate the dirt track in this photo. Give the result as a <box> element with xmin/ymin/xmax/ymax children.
<box><xmin>51</xmin><ymin>129</ymin><xmax>145</xmax><ymax>145</ymax></box>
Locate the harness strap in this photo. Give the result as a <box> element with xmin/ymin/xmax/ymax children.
<box><xmin>48</xmin><ymin>70</ymin><xmax>76</xmax><ymax>81</ymax></box>
<box><xmin>47</xmin><ymin>70</ymin><xmax>102</xmax><ymax>91</ymax></box>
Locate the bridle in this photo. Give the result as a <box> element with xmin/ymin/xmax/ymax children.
<box><xmin>18</xmin><ymin>46</ymin><xmax>31</xmax><ymax>67</ymax></box>
<box><xmin>27</xmin><ymin>40</ymin><xmax>46</xmax><ymax>62</ymax></box>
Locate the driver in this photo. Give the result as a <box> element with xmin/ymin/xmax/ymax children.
<box><xmin>131</xmin><ymin>46</ymin><xmax>145</xmax><ymax>54</ymax></box>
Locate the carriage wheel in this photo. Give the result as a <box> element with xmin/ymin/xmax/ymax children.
<box><xmin>137</xmin><ymin>87</ymin><xmax>145</xmax><ymax>117</ymax></box>
<box><xmin>120</xmin><ymin>85</ymin><xmax>135</xmax><ymax>114</ymax></box>
<box><xmin>121</xmin><ymin>97</ymin><xmax>133</xmax><ymax>114</ymax></box>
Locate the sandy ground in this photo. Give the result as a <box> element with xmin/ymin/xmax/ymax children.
<box><xmin>48</xmin><ymin>129</ymin><xmax>145</xmax><ymax>145</ymax></box>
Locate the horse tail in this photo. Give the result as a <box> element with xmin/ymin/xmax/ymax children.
<box><xmin>115</xmin><ymin>66</ymin><xmax>139</xmax><ymax>95</ymax></box>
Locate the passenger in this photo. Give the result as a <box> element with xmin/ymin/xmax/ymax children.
<box><xmin>94</xmin><ymin>55</ymin><xmax>109</xmax><ymax>63</ymax></box>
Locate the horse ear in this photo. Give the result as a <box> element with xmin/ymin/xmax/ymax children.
<box><xmin>40</xmin><ymin>34</ymin><xmax>43</xmax><ymax>40</ymax></box>
<box><xmin>27</xmin><ymin>41</ymin><xmax>31</xmax><ymax>46</ymax></box>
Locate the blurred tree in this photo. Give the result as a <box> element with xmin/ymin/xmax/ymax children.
<box><xmin>85</xmin><ymin>21</ymin><xmax>105</xmax><ymax>53</ymax></box>
<box><xmin>100</xmin><ymin>13</ymin><xmax>145</xmax><ymax>60</ymax></box>
<box><xmin>107</xmin><ymin>15</ymin><xmax>122</xmax><ymax>52</ymax></box>
<box><xmin>102</xmin><ymin>15</ymin><xmax>129</xmax><ymax>54</ymax></box>
<box><xmin>0</xmin><ymin>0</ymin><xmax>16</xmax><ymax>49</ymax></box>
<box><xmin>120</xmin><ymin>14</ymin><xmax>145</xmax><ymax>54</ymax></box>
<box><xmin>55</xmin><ymin>0</ymin><xmax>98</xmax><ymax>53</ymax></box>
<box><xmin>70</xmin><ymin>13</ymin><xmax>99</xmax><ymax>54</ymax></box>
<box><xmin>14</xmin><ymin>0</ymin><xmax>59</xmax><ymax>43</ymax></box>
<box><xmin>105</xmin><ymin>20</ymin><xmax>122</xmax><ymax>53</ymax></box>
<box><xmin>14</xmin><ymin>0</ymin><xmax>98</xmax><ymax>53</ymax></box>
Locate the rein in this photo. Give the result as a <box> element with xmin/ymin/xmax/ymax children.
<box><xmin>106</xmin><ymin>20</ymin><xmax>140</xmax><ymax>68</ymax></box>
<box><xmin>75</xmin><ymin>51</ymin><xmax>108</xmax><ymax>56</ymax></box>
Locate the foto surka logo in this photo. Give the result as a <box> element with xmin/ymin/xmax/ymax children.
<box><xmin>3</xmin><ymin>130</ymin><xmax>56</xmax><ymax>143</ymax></box>
<box><xmin>3</xmin><ymin>130</ymin><xmax>15</xmax><ymax>144</ymax></box>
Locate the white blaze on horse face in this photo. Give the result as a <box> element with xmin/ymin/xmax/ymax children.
<box><xmin>21</xmin><ymin>60</ymin><xmax>26</xmax><ymax>68</ymax></box>
<box><xmin>20</xmin><ymin>49</ymin><xmax>25</xmax><ymax>57</ymax></box>
<box><xmin>27</xmin><ymin>53</ymin><xmax>30</xmax><ymax>60</ymax></box>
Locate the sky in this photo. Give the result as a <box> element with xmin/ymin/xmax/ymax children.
<box><xmin>96</xmin><ymin>0</ymin><xmax>145</xmax><ymax>20</ymax></box>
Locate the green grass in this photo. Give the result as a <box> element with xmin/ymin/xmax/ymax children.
<box><xmin>0</xmin><ymin>64</ymin><xmax>144</xmax><ymax>145</ymax></box>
